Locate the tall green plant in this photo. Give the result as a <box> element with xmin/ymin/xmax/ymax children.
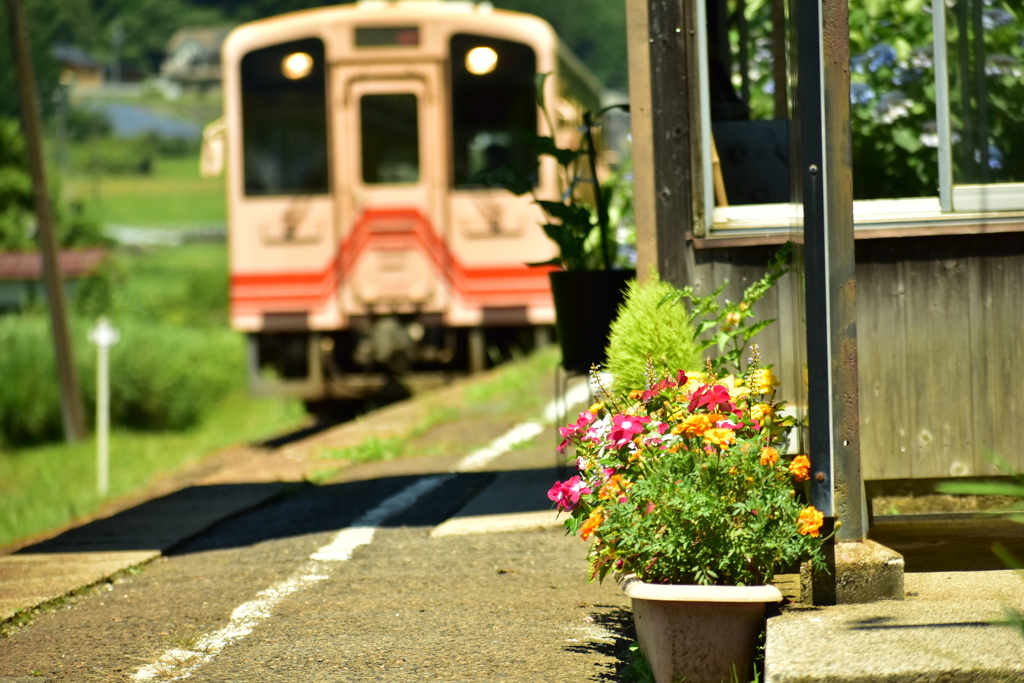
<box><xmin>604</xmin><ymin>274</ymin><xmax>702</xmax><ymax>394</ymax></box>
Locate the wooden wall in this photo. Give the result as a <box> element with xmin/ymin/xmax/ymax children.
<box><xmin>692</xmin><ymin>233</ymin><xmax>1024</xmax><ymax>481</ymax></box>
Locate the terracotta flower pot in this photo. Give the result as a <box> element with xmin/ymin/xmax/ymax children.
<box><xmin>617</xmin><ymin>574</ymin><xmax>783</xmax><ymax>683</ymax></box>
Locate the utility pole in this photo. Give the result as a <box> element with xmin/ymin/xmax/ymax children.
<box><xmin>5</xmin><ymin>0</ymin><xmax>87</xmax><ymax>442</ymax></box>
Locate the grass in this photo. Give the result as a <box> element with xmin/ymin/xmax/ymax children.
<box><xmin>63</xmin><ymin>155</ymin><xmax>225</xmax><ymax>228</ymax></box>
<box><xmin>316</xmin><ymin>346</ymin><xmax>560</xmax><ymax>474</ymax></box>
<box><xmin>0</xmin><ymin>390</ymin><xmax>305</xmax><ymax>549</ymax></box>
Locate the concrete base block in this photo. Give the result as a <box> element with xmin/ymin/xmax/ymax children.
<box><xmin>802</xmin><ymin>539</ymin><xmax>905</xmax><ymax>604</ymax></box>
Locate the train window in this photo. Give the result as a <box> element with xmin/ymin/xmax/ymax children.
<box><xmin>241</xmin><ymin>38</ymin><xmax>329</xmax><ymax>196</ymax></box>
<box><xmin>450</xmin><ymin>34</ymin><xmax>537</xmax><ymax>189</ymax></box>
<box><xmin>360</xmin><ymin>94</ymin><xmax>420</xmax><ymax>184</ymax></box>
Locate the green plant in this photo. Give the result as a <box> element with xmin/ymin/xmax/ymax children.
<box><xmin>321</xmin><ymin>435</ymin><xmax>406</xmax><ymax>464</ymax></box>
<box><xmin>665</xmin><ymin>243</ymin><xmax>792</xmax><ymax>377</ymax></box>
<box><xmin>0</xmin><ymin>314</ymin><xmax>243</xmax><ymax>444</ymax></box>
<box><xmin>488</xmin><ymin>74</ymin><xmax>627</xmax><ymax>271</ymax></box>
<box><xmin>550</xmin><ymin>345</ymin><xmax>823</xmax><ymax>586</ymax></box>
<box><xmin>605</xmin><ymin>273</ymin><xmax>702</xmax><ymax>394</ymax></box>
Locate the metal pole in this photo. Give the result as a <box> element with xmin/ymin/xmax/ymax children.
<box><xmin>97</xmin><ymin>341</ymin><xmax>109</xmax><ymax>494</ymax></box>
<box><xmin>5</xmin><ymin>0</ymin><xmax>87</xmax><ymax>442</ymax></box>
<box><xmin>796</xmin><ymin>0</ymin><xmax>861</xmax><ymax>602</ymax></box>
<box><xmin>89</xmin><ymin>317</ymin><xmax>119</xmax><ymax>497</ymax></box>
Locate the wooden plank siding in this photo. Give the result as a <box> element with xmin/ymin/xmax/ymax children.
<box><xmin>690</xmin><ymin>233</ymin><xmax>1024</xmax><ymax>481</ymax></box>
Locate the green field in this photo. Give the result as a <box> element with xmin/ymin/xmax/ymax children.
<box><xmin>63</xmin><ymin>155</ymin><xmax>226</xmax><ymax>228</ymax></box>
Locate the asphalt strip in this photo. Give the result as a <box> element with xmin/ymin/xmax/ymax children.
<box><xmin>131</xmin><ymin>378</ymin><xmax>592</xmax><ymax>681</ymax></box>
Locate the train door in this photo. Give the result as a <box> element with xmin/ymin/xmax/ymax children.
<box><xmin>332</xmin><ymin>64</ymin><xmax>448</xmax><ymax>317</ymax></box>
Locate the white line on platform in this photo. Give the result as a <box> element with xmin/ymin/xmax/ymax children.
<box><xmin>131</xmin><ymin>475</ymin><xmax>452</xmax><ymax>681</ymax></box>
<box><xmin>132</xmin><ymin>376</ymin><xmax>592</xmax><ymax>681</ymax></box>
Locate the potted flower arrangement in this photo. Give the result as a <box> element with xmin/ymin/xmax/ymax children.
<box><xmin>548</xmin><ymin>347</ymin><xmax>827</xmax><ymax>683</ymax></box>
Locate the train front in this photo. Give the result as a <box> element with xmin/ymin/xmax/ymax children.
<box><xmin>215</xmin><ymin>3</ymin><xmax>566</xmax><ymax>401</ymax></box>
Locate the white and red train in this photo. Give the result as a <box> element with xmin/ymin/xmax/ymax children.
<box><xmin>203</xmin><ymin>0</ymin><xmax>603</xmax><ymax>400</ymax></box>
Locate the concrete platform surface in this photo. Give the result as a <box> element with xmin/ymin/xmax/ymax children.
<box><xmin>0</xmin><ymin>483</ymin><xmax>285</xmax><ymax>622</ymax></box>
<box><xmin>431</xmin><ymin>467</ymin><xmax>566</xmax><ymax>538</ymax></box>
<box><xmin>765</xmin><ymin>570</ymin><xmax>1024</xmax><ymax>683</ymax></box>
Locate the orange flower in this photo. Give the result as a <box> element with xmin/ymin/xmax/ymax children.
<box><xmin>675</xmin><ymin>414</ymin><xmax>713</xmax><ymax>438</ymax></box>
<box><xmin>703</xmin><ymin>428</ymin><xmax>737</xmax><ymax>449</ymax></box>
<box><xmin>629</xmin><ymin>389</ymin><xmax>644</xmax><ymax>400</ymax></box>
<box><xmin>598</xmin><ymin>474</ymin><xmax>632</xmax><ymax>501</ymax></box>
<box><xmin>580</xmin><ymin>507</ymin><xmax>604</xmax><ymax>540</ymax></box>
<box><xmin>759</xmin><ymin>446</ymin><xmax>780</xmax><ymax>467</ymax></box>
<box><xmin>797</xmin><ymin>506</ymin><xmax>824</xmax><ymax>536</ymax></box>
<box><xmin>789</xmin><ymin>455</ymin><xmax>811</xmax><ymax>482</ymax></box>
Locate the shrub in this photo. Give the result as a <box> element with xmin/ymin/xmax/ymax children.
<box><xmin>604</xmin><ymin>274</ymin><xmax>702</xmax><ymax>394</ymax></box>
<box><xmin>0</xmin><ymin>315</ymin><xmax>244</xmax><ymax>445</ymax></box>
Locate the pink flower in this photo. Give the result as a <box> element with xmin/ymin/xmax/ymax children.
<box><xmin>609</xmin><ymin>414</ymin><xmax>650</xmax><ymax>447</ymax></box>
<box><xmin>639</xmin><ymin>370</ymin><xmax>688</xmax><ymax>402</ymax></box>
<box><xmin>557</xmin><ymin>410</ymin><xmax>598</xmax><ymax>453</ymax></box>
<box><xmin>688</xmin><ymin>384</ymin><xmax>742</xmax><ymax>417</ymax></box>
<box><xmin>547</xmin><ymin>476</ymin><xmax>592</xmax><ymax>511</ymax></box>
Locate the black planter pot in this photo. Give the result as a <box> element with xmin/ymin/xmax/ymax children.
<box><xmin>549</xmin><ymin>269</ymin><xmax>635</xmax><ymax>374</ymax></box>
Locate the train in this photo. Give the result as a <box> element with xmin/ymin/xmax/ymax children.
<box><xmin>200</xmin><ymin>0</ymin><xmax>605</xmax><ymax>401</ymax></box>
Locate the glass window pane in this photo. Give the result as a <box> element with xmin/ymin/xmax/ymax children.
<box><xmin>241</xmin><ymin>38</ymin><xmax>329</xmax><ymax>196</ymax></box>
<box><xmin>450</xmin><ymin>34</ymin><xmax>537</xmax><ymax>189</ymax></box>
<box><xmin>946</xmin><ymin>0</ymin><xmax>1024</xmax><ymax>185</ymax></box>
<box><xmin>705</xmin><ymin>0</ymin><xmax>790</xmax><ymax>206</ymax></box>
<box><xmin>360</xmin><ymin>94</ymin><xmax>420</xmax><ymax>184</ymax></box>
<box><xmin>847</xmin><ymin>4</ymin><xmax>937</xmax><ymax>200</ymax></box>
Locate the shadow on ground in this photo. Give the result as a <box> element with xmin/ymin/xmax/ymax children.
<box><xmin>563</xmin><ymin>606</ymin><xmax>637</xmax><ymax>682</ymax></box>
<box><xmin>15</xmin><ymin>469</ymin><xmax>567</xmax><ymax>557</ymax></box>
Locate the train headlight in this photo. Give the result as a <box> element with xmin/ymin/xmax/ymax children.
<box><xmin>281</xmin><ymin>52</ymin><xmax>314</xmax><ymax>79</ymax></box>
<box><xmin>465</xmin><ymin>47</ymin><xmax>498</xmax><ymax>75</ymax></box>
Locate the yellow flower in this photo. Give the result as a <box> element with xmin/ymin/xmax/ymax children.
<box><xmin>580</xmin><ymin>506</ymin><xmax>604</xmax><ymax>541</ymax></box>
<box><xmin>789</xmin><ymin>455</ymin><xmax>811</xmax><ymax>482</ymax></box>
<box><xmin>589</xmin><ymin>402</ymin><xmax>604</xmax><ymax>414</ymax></box>
<box><xmin>750</xmin><ymin>403</ymin><xmax>774</xmax><ymax>423</ymax></box>
<box><xmin>798</xmin><ymin>506</ymin><xmax>824</xmax><ymax>536</ymax></box>
<box><xmin>703</xmin><ymin>428</ymin><xmax>736</xmax><ymax>449</ymax></box>
<box><xmin>749</xmin><ymin>369</ymin><xmax>779</xmax><ymax>396</ymax></box>
<box><xmin>759</xmin><ymin>446</ymin><xmax>780</xmax><ymax>467</ymax></box>
<box><xmin>675</xmin><ymin>413</ymin><xmax>712</xmax><ymax>438</ymax></box>
<box><xmin>725</xmin><ymin>311</ymin><xmax>741</xmax><ymax>327</ymax></box>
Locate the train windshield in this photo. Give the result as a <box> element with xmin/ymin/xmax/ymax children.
<box><xmin>450</xmin><ymin>34</ymin><xmax>537</xmax><ymax>189</ymax></box>
<box><xmin>361</xmin><ymin>93</ymin><xmax>420</xmax><ymax>184</ymax></box>
<box><xmin>241</xmin><ymin>38</ymin><xmax>329</xmax><ymax>196</ymax></box>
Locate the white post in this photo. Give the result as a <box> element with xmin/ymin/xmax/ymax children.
<box><xmin>88</xmin><ymin>317</ymin><xmax>119</xmax><ymax>496</ymax></box>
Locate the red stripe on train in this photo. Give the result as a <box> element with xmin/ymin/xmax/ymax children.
<box><xmin>231</xmin><ymin>207</ymin><xmax>556</xmax><ymax>309</ymax></box>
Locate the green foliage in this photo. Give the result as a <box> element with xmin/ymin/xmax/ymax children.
<box><xmin>69</xmin><ymin>136</ymin><xmax>156</xmax><ymax>175</ymax></box>
<box><xmin>605</xmin><ymin>274</ymin><xmax>702</xmax><ymax>394</ymax></box>
<box><xmin>491</xmin><ymin>0</ymin><xmax>627</xmax><ymax>90</ymax></box>
<box><xmin>0</xmin><ymin>314</ymin><xmax>243</xmax><ymax>444</ymax></box>
<box><xmin>0</xmin><ymin>117</ymin><xmax>108</xmax><ymax>250</ymax></box>
<box><xmin>322</xmin><ymin>435</ymin><xmax>406</xmax><ymax>464</ymax></box>
<box><xmin>0</xmin><ymin>118</ymin><xmax>33</xmax><ymax>250</ymax></box>
<box><xmin>503</xmin><ymin>88</ymin><xmax>628</xmax><ymax>271</ymax></box>
<box><xmin>620</xmin><ymin>642</ymin><xmax>654</xmax><ymax>683</ymax></box>
<box><xmin>666</xmin><ymin>243</ymin><xmax>792</xmax><ymax>376</ymax></box>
